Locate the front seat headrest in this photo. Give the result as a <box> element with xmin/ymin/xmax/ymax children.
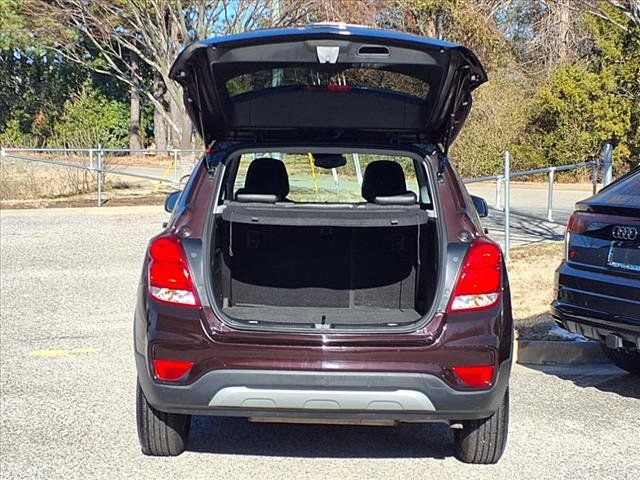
<box><xmin>237</xmin><ymin>157</ymin><xmax>289</xmax><ymax>201</ymax></box>
<box><xmin>361</xmin><ymin>160</ymin><xmax>409</xmax><ymax>203</ymax></box>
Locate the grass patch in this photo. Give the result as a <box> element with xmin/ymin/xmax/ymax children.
<box><xmin>507</xmin><ymin>241</ymin><xmax>565</xmax><ymax>339</ymax></box>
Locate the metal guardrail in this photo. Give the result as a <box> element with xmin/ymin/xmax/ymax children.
<box><xmin>463</xmin><ymin>143</ymin><xmax>614</xmax><ymax>259</ymax></box>
<box><xmin>0</xmin><ymin>146</ymin><xmax>202</xmax><ymax>206</ymax></box>
<box><xmin>2</xmin><ymin>144</ymin><xmax>616</xmax><ymax>259</ymax></box>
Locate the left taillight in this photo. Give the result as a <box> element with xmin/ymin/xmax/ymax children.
<box><xmin>447</xmin><ymin>238</ymin><xmax>502</xmax><ymax>312</ymax></box>
<box><xmin>147</xmin><ymin>233</ymin><xmax>200</xmax><ymax>307</ymax></box>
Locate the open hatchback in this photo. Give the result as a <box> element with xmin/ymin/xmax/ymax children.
<box><xmin>170</xmin><ymin>23</ymin><xmax>487</xmax><ymax>145</ymax></box>
<box><xmin>135</xmin><ymin>24</ymin><xmax>512</xmax><ymax>465</ymax></box>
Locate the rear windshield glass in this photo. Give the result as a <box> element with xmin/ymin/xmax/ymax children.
<box><xmin>231</xmin><ymin>152</ymin><xmax>427</xmax><ymax>204</ymax></box>
<box><xmin>597</xmin><ymin>168</ymin><xmax>639</xmax><ymax>206</ymax></box>
<box><xmin>225</xmin><ymin>66</ymin><xmax>431</xmax><ymax>100</ymax></box>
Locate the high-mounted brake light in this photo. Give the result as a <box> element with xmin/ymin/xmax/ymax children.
<box><xmin>326</xmin><ymin>84</ymin><xmax>352</xmax><ymax>92</ymax></box>
<box><xmin>147</xmin><ymin>233</ymin><xmax>200</xmax><ymax>307</ymax></box>
<box><xmin>152</xmin><ymin>359</ymin><xmax>193</xmax><ymax>381</ymax></box>
<box><xmin>452</xmin><ymin>365</ymin><xmax>495</xmax><ymax>388</ymax></box>
<box><xmin>448</xmin><ymin>238</ymin><xmax>502</xmax><ymax>312</ymax></box>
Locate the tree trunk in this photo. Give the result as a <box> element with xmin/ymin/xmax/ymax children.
<box><xmin>181</xmin><ymin>115</ymin><xmax>192</xmax><ymax>149</ymax></box>
<box><xmin>558</xmin><ymin>3</ymin><xmax>570</xmax><ymax>62</ymax></box>
<box><xmin>169</xmin><ymin>96</ymin><xmax>182</xmax><ymax>148</ymax></box>
<box><xmin>153</xmin><ymin>72</ymin><xmax>168</xmax><ymax>152</ymax></box>
<box><xmin>551</xmin><ymin>1</ymin><xmax>571</xmax><ymax>63</ymax></box>
<box><xmin>128</xmin><ymin>50</ymin><xmax>142</xmax><ymax>151</ymax></box>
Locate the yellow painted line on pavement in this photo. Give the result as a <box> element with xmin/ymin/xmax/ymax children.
<box><xmin>30</xmin><ymin>347</ymin><xmax>101</xmax><ymax>357</ymax></box>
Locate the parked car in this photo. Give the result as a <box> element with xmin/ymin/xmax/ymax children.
<box><xmin>552</xmin><ymin>167</ymin><xmax>639</xmax><ymax>374</ymax></box>
<box><xmin>134</xmin><ymin>24</ymin><xmax>513</xmax><ymax>464</ymax></box>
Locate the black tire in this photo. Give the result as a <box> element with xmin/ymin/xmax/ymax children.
<box><xmin>453</xmin><ymin>389</ymin><xmax>509</xmax><ymax>464</ymax></box>
<box><xmin>601</xmin><ymin>345</ymin><xmax>640</xmax><ymax>375</ymax></box>
<box><xmin>136</xmin><ymin>381</ymin><xmax>191</xmax><ymax>456</ymax></box>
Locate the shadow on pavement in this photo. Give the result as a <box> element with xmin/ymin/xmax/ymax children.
<box><xmin>524</xmin><ymin>364</ymin><xmax>640</xmax><ymax>400</ymax></box>
<box><xmin>187</xmin><ymin>417</ymin><xmax>452</xmax><ymax>459</ymax></box>
<box><xmin>484</xmin><ymin>208</ymin><xmax>566</xmax><ymax>245</ymax></box>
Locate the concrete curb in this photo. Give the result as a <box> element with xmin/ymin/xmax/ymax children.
<box><xmin>516</xmin><ymin>339</ymin><xmax>609</xmax><ymax>366</ymax></box>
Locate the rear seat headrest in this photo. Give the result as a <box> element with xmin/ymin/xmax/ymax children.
<box><xmin>361</xmin><ymin>160</ymin><xmax>411</xmax><ymax>203</ymax></box>
<box><xmin>373</xmin><ymin>193</ymin><xmax>417</xmax><ymax>205</ymax></box>
<box><xmin>235</xmin><ymin>193</ymin><xmax>279</xmax><ymax>203</ymax></box>
<box><xmin>236</xmin><ymin>157</ymin><xmax>289</xmax><ymax>200</ymax></box>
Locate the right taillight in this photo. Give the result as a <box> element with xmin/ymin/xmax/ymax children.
<box><xmin>448</xmin><ymin>238</ymin><xmax>502</xmax><ymax>312</ymax></box>
<box><xmin>147</xmin><ymin>233</ymin><xmax>200</xmax><ymax>307</ymax></box>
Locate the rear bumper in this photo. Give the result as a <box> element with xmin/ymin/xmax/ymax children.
<box><xmin>136</xmin><ymin>352</ymin><xmax>511</xmax><ymax>421</ymax></box>
<box><xmin>553</xmin><ymin>261</ymin><xmax>640</xmax><ymax>347</ymax></box>
<box><xmin>551</xmin><ymin>302</ymin><xmax>640</xmax><ymax>348</ymax></box>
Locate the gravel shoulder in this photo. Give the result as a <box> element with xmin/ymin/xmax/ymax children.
<box><xmin>1</xmin><ymin>207</ymin><xmax>638</xmax><ymax>480</ymax></box>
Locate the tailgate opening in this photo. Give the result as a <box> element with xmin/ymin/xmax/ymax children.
<box><xmin>206</xmin><ymin>148</ymin><xmax>441</xmax><ymax>333</ymax></box>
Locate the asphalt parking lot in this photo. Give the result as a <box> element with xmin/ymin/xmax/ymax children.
<box><xmin>1</xmin><ymin>206</ymin><xmax>639</xmax><ymax>480</ymax></box>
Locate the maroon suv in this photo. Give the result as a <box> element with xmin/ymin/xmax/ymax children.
<box><xmin>134</xmin><ymin>24</ymin><xmax>513</xmax><ymax>464</ymax></box>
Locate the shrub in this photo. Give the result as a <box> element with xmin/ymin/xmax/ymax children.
<box><xmin>49</xmin><ymin>85</ymin><xmax>128</xmax><ymax>149</ymax></box>
<box><xmin>0</xmin><ymin>118</ymin><xmax>38</xmax><ymax>147</ymax></box>
<box><xmin>450</xmin><ymin>69</ymin><xmax>534</xmax><ymax>178</ymax></box>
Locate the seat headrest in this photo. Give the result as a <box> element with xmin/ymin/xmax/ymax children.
<box><xmin>239</xmin><ymin>157</ymin><xmax>289</xmax><ymax>200</ymax></box>
<box><xmin>361</xmin><ymin>160</ymin><xmax>408</xmax><ymax>203</ymax></box>
<box><xmin>373</xmin><ymin>193</ymin><xmax>417</xmax><ymax>205</ymax></box>
<box><xmin>235</xmin><ymin>193</ymin><xmax>279</xmax><ymax>203</ymax></box>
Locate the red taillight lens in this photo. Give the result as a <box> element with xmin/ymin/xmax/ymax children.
<box><xmin>452</xmin><ymin>365</ymin><xmax>495</xmax><ymax>388</ymax></box>
<box><xmin>152</xmin><ymin>359</ymin><xmax>193</xmax><ymax>381</ymax></box>
<box><xmin>448</xmin><ymin>238</ymin><xmax>502</xmax><ymax>312</ymax></box>
<box><xmin>566</xmin><ymin>211</ymin><xmax>589</xmax><ymax>234</ymax></box>
<box><xmin>147</xmin><ymin>233</ymin><xmax>200</xmax><ymax>306</ymax></box>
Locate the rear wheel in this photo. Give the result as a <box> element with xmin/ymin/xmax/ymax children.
<box><xmin>136</xmin><ymin>381</ymin><xmax>191</xmax><ymax>456</ymax></box>
<box><xmin>453</xmin><ymin>389</ymin><xmax>509</xmax><ymax>464</ymax></box>
<box><xmin>601</xmin><ymin>345</ymin><xmax>640</xmax><ymax>375</ymax></box>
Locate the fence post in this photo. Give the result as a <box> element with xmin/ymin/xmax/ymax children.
<box><xmin>503</xmin><ymin>150</ymin><xmax>511</xmax><ymax>260</ymax></box>
<box><xmin>352</xmin><ymin>153</ymin><xmax>363</xmax><ymax>186</ymax></box>
<box><xmin>494</xmin><ymin>176</ymin><xmax>502</xmax><ymax>209</ymax></box>
<box><xmin>547</xmin><ymin>167</ymin><xmax>555</xmax><ymax>222</ymax></box>
<box><xmin>172</xmin><ymin>149</ymin><xmax>179</xmax><ymax>182</ymax></box>
<box><xmin>331</xmin><ymin>168</ymin><xmax>340</xmax><ymax>193</ymax></box>
<box><xmin>592</xmin><ymin>159</ymin><xmax>598</xmax><ymax>195</ymax></box>
<box><xmin>97</xmin><ymin>144</ymin><xmax>103</xmax><ymax>207</ymax></box>
<box><xmin>602</xmin><ymin>143</ymin><xmax>613</xmax><ymax>186</ymax></box>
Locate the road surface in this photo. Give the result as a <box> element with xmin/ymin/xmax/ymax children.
<box><xmin>1</xmin><ymin>207</ymin><xmax>638</xmax><ymax>480</ymax></box>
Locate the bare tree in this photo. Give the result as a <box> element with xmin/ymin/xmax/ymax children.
<box><xmin>29</xmin><ymin>1</ymin><xmax>312</xmax><ymax>149</ymax></box>
<box><xmin>578</xmin><ymin>0</ymin><xmax>640</xmax><ymax>37</ymax></box>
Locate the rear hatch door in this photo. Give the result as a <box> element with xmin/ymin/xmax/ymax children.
<box><xmin>170</xmin><ymin>24</ymin><xmax>487</xmax><ymax>145</ymax></box>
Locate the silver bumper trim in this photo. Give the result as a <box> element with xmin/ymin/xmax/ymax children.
<box><xmin>209</xmin><ymin>387</ymin><xmax>436</xmax><ymax>411</ymax></box>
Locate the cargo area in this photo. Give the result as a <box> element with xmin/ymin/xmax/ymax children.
<box><xmin>210</xmin><ymin>202</ymin><xmax>438</xmax><ymax>330</ymax></box>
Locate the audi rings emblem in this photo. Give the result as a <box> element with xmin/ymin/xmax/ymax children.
<box><xmin>612</xmin><ymin>225</ymin><xmax>638</xmax><ymax>241</ymax></box>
